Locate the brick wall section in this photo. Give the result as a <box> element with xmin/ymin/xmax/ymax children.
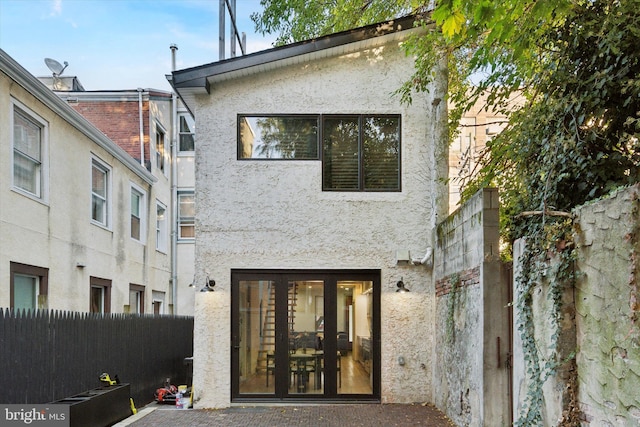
<box><xmin>435</xmin><ymin>266</ymin><xmax>480</xmax><ymax>297</ymax></box>
<box><xmin>70</xmin><ymin>100</ymin><xmax>150</xmax><ymax>167</ymax></box>
<box><xmin>432</xmin><ymin>188</ymin><xmax>509</xmax><ymax>426</ymax></box>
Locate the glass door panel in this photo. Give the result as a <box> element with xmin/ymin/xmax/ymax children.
<box><xmin>238</xmin><ymin>280</ymin><xmax>276</xmax><ymax>395</ymax></box>
<box><xmin>232</xmin><ymin>271</ymin><xmax>379</xmax><ymax>401</ymax></box>
<box><xmin>288</xmin><ymin>280</ymin><xmax>324</xmax><ymax>395</ymax></box>
<box><xmin>337</xmin><ymin>281</ymin><xmax>373</xmax><ymax>395</ymax></box>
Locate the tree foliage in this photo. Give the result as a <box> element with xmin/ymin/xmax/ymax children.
<box><xmin>252</xmin><ymin>0</ymin><xmax>640</xmax><ymax>241</ymax></box>
<box><xmin>462</xmin><ymin>0</ymin><xmax>640</xmax><ymax>241</ymax></box>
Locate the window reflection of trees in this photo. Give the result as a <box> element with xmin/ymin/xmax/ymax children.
<box><xmin>363</xmin><ymin>117</ymin><xmax>399</xmax><ymax>190</ymax></box>
<box><xmin>254</xmin><ymin>117</ymin><xmax>318</xmax><ymax>159</ymax></box>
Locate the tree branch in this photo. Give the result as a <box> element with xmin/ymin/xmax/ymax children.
<box><xmin>515</xmin><ymin>210</ymin><xmax>575</xmax><ymax>219</ymax></box>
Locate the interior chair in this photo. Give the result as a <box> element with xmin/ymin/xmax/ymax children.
<box><xmin>265</xmin><ymin>352</ymin><xmax>275</xmax><ymax>387</ymax></box>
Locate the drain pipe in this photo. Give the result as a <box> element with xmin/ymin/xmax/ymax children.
<box><xmin>169</xmin><ymin>43</ymin><xmax>179</xmax><ymax>314</ymax></box>
<box><xmin>137</xmin><ymin>88</ymin><xmax>145</xmax><ymax>167</ymax></box>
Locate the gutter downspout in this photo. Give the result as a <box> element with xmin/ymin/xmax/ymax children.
<box><xmin>170</xmin><ymin>44</ymin><xmax>179</xmax><ymax>314</ymax></box>
<box><xmin>137</xmin><ymin>88</ymin><xmax>145</xmax><ymax>168</ymax></box>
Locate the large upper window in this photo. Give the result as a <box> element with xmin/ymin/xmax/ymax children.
<box><xmin>322</xmin><ymin>115</ymin><xmax>400</xmax><ymax>191</ymax></box>
<box><xmin>179</xmin><ymin>113</ymin><xmax>195</xmax><ymax>152</ymax></box>
<box><xmin>91</xmin><ymin>158</ymin><xmax>111</xmax><ymax>227</ymax></box>
<box><xmin>237</xmin><ymin>114</ymin><xmax>400</xmax><ymax>191</ymax></box>
<box><xmin>12</xmin><ymin>102</ymin><xmax>48</xmax><ymax>199</ymax></box>
<box><xmin>238</xmin><ymin>115</ymin><xmax>319</xmax><ymax>159</ymax></box>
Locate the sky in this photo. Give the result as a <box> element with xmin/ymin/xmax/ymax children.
<box><xmin>0</xmin><ymin>0</ymin><xmax>277</xmax><ymax>91</ymax></box>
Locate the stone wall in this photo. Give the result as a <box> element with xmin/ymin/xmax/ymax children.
<box><xmin>573</xmin><ymin>185</ymin><xmax>640</xmax><ymax>425</ymax></box>
<box><xmin>511</xmin><ymin>184</ymin><xmax>640</xmax><ymax>425</ymax></box>
<box><xmin>433</xmin><ymin>188</ymin><xmax>510</xmax><ymax>426</ymax></box>
<box><xmin>511</xmin><ymin>239</ymin><xmax>577</xmax><ymax>425</ymax></box>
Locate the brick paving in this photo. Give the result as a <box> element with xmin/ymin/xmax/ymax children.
<box><xmin>119</xmin><ymin>403</ymin><xmax>456</xmax><ymax>427</ymax></box>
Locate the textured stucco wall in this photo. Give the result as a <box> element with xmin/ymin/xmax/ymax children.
<box><xmin>574</xmin><ymin>185</ymin><xmax>640</xmax><ymax>425</ymax></box>
<box><xmin>191</xmin><ymin>36</ymin><xmax>448</xmax><ymax>408</ymax></box>
<box><xmin>433</xmin><ymin>188</ymin><xmax>509</xmax><ymax>426</ymax></box>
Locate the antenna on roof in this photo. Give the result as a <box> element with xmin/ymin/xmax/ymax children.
<box><xmin>44</xmin><ymin>58</ymin><xmax>69</xmax><ymax>77</ymax></box>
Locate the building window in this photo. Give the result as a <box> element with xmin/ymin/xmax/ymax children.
<box><xmin>10</xmin><ymin>262</ymin><xmax>48</xmax><ymax>311</ymax></box>
<box><xmin>91</xmin><ymin>158</ymin><xmax>111</xmax><ymax>227</ymax></box>
<box><xmin>155</xmin><ymin>124</ymin><xmax>166</xmax><ymax>173</ymax></box>
<box><xmin>152</xmin><ymin>291</ymin><xmax>165</xmax><ymax>315</ymax></box>
<box><xmin>156</xmin><ymin>201</ymin><xmax>168</xmax><ymax>252</ymax></box>
<box><xmin>130</xmin><ymin>184</ymin><xmax>147</xmax><ymax>243</ymax></box>
<box><xmin>179</xmin><ymin>113</ymin><xmax>195</xmax><ymax>152</ymax></box>
<box><xmin>12</xmin><ymin>101</ymin><xmax>48</xmax><ymax>200</ymax></box>
<box><xmin>178</xmin><ymin>191</ymin><xmax>195</xmax><ymax>240</ymax></box>
<box><xmin>90</xmin><ymin>277</ymin><xmax>111</xmax><ymax>313</ymax></box>
<box><xmin>236</xmin><ymin>114</ymin><xmax>400</xmax><ymax>191</ymax></box>
<box><xmin>129</xmin><ymin>284</ymin><xmax>145</xmax><ymax>314</ymax></box>
<box><xmin>238</xmin><ymin>115</ymin><xmax>319</xmax><ymax>159</ymax></box>
<box><xmin>322</xmin><ymin>115</ymin><xmax>400</xmax><ymax>191</ymax></box>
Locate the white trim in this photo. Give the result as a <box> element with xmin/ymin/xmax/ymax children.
<box><xmin>155</xmin><ymin>199</ymin><xmax>168</xmax><ymax>253</ymax></box>
<box><xmin>130</xmin><ymin>182</ymin><xmax>147</xmax><ymax>244</ymax></box>
<box><xmin>90</xmin><ymin>154</ymin><xmax>113</xmax><ymax>230</ymax></box>
<box><xmin>155</xmin><ymin>121</ymin><xmax>168</xmax><ymax>177</ymax></box>
<box><xmin>10</xmin><ymin>97</ymin><xmax>49</xmax><ymax>204</ymax></box>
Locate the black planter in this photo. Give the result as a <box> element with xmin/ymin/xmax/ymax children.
<box><xmin>51</xmin><ymin>384</ymin><xmax>132</xmax><ymax>427</ymax></box>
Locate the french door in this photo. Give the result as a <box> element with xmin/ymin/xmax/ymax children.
<box><xmin>231</xmin><ymin>270</ymin><xmax>380</xmax><ymax>401</ymax></box>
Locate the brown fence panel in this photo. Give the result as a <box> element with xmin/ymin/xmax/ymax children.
<box><xmin>0</xmin><ymin>309</ymin><xmax>193</xmax><ymax>406</ymax></box>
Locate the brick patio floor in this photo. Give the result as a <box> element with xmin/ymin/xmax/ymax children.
<box><xmin>117</xmin><ymin>403</ymin><xmax>456</xmax><ymax>427</ymax></box>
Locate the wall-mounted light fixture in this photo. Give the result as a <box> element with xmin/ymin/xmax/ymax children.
<box><xmin>396</xmin><ymin>277</ymin><xmax>410</xmax><ymax>293</ymax></box>
<box><xmin>189</xmin><ymin>275</ymin><xmax>216</xmax><ymax>292</ymax></box>
<box><xmin>200</xmin><ymin>276</ymin><xmax>215</xmax><ymax>292</ymax></box>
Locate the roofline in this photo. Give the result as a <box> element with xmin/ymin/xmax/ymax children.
<box><xmin>171</xmin><ymin>15</ymin><xmax>425</xmax><ymax>92</ymax></box>
<box><xmin>1</xmin><ymin>49</ymin><xmax>156</xmax><ymax>185</ymax></box>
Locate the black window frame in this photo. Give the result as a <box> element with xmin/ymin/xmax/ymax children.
<box><xmin>321</xmin><ymin>114</ymin><xmax>401</xmax><ymax>192</ymax></box>
<box><xmin>237</xmin><ymin>114</ymin><xmax>320</xmax><ymax>160</ymax></box>
<box><xmin>236</xmin><ymin>114</ymin><xmax>401</xmax><ymax>192</ymax></box>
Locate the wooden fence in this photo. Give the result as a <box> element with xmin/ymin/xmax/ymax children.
<box><xmin>0</xmin><ymin>309</ymin><xmax>193</xmax><ymax>406</ymax></box>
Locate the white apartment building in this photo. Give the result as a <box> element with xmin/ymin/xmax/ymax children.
<box><xmin>1</xmin><ymin>49</ymin><xmax>194</xmax><ymax>315</ymax></box>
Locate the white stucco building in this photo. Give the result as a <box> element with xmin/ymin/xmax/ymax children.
<box><xmin>0</xmin><ymin>49</ymin><xmax>176</xmax><ymax>314</ymax></box>
<box><xmin>171</xmin><ymin>15</ymin><xmax>449</xmax><ymax>406</ymax></box>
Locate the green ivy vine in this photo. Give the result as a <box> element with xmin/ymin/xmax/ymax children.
<box><xmin>514</xmin><ymin>216</ymin><xmax>578</xmax><ymax>426</ymax></box>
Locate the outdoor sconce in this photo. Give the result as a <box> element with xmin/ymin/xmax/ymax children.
<box><xmin>189</xmin><ymin>275</ymin><xmax>216</xmax><ymax>292</ymax></box>
<box><xmin>396</xmin><ymin>277</ymin><xmax>410</xmax><ymax>293</ymax></box>
<box><xmin>200</xmin><ymin>276</ymin><xmax>216</xmax><ymax>292</ymax></box>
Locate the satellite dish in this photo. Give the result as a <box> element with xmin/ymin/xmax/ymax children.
<box><xmin>44</xmin><ymin>58</ymin><xmax>69</xmax><ymax>76</ymax></box>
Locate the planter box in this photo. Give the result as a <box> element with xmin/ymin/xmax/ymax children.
<box><xmin>51</xmin><ymin>384</ymin><xmax>131</xmax><ymax>427</ymax></box>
